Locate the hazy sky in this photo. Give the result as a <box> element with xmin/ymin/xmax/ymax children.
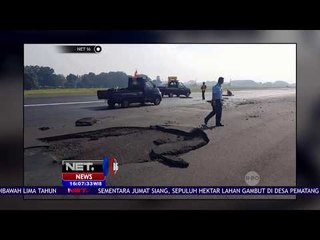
<box><xmin>24</xmin><ymin>44</ymin><xmax>296</xmax><ymax>83</ymax></box>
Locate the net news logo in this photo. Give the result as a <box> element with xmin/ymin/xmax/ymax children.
<box><xmin>61</xmin><ymin>156</ymin><xmax>119</xmax><ymax>187</ymax></box>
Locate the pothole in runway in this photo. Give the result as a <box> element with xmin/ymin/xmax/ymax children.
<box><xmin>25</xmin><ymin>125</ymin><xmax>209</xmax><ymax>168</ymax></box>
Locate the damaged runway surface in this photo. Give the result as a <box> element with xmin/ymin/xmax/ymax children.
<box><xmin>24</xmin><ymin>90</ymin><xmax>296</xmax><ymax>192</ymax></box>
<box><xmin>26</xmin><ymin>126</ymin><xmax>209</xmax><ymax>168</ymax></box>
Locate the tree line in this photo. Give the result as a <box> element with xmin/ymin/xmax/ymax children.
<box><xmin>24</xmin><ymin>65</ymin><xmax>130</xmax><ymax>90</ymax></box>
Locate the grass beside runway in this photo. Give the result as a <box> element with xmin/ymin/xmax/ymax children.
<box><xmin>24</xmin><ymin>88</ymin><xmax>107</xmax><ymax>97</ymax></box>
<box><xmin>24</xmin><ymin>87</ymin><xmax>295</xmax><ymax>97</ymax></box>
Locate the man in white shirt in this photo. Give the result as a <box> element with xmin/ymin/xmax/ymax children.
<box><xmin>204</xmin><ymin>77</ymin><xmax>224</xmax><ymax>127</ymax></box>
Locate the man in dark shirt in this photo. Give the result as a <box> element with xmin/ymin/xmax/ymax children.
<box><xmin>201</xmin><ymin>82</ymin><xmax>207</xmax><ymax>100</ymax></box>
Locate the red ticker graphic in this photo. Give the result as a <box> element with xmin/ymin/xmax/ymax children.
<box><xmin>62</xmin><ymin>172</ymin><xmax>105</xmax><ymax>180</ymax></box>
<box><xmin>67</xmin><ymin>188</ymin><xmax>89</xmax><ymax>193</ymax></box>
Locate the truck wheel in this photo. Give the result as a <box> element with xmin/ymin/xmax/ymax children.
<box><xmin>169</xmin><ymin>93</ymin><xmax>173</xmax><ymax>98</ymax></box>
<box><xmin>121</xmin><ymin>100</ymin><xmax>129</xmax><ymax>108</ymax></box>
<box><xmin>154</xmin><ymin>97</ymin><xmax>161</xmax><ymax>106</ymax></box>
<box><xmin>107</xmin><ymin>100</ymin><xmax>115</xmax><ymax>108</ymax></box>
<box><xmin>185</xmin><ymin>92</ymin><xmax>190</xmax><ymax>98</ymax></box>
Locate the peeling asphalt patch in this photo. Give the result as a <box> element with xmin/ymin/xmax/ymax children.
<box><xmin>26</xmin><ymin>125</ymin><xmax>209</xmax><ymax>168</ymax></box>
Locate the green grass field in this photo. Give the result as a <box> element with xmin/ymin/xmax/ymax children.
<box><xmin>24</xmin><ymin>88</ymin><xmax>107</xmax><ymax>97</ymax></box>
<box><xmin>24</xmin><ymin>86</ymin><xmax>294</xmax><ymax>97</ymax></box>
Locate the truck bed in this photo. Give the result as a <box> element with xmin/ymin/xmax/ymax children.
<box><xmin>96</xmin><ymin>75</ymin><xmax>162</xmax><ymax>107</ymax></box>
<box><xmin>97</xmin><ymin>88</ymin><xmax>143</xmax><ymax>100</ymax></box>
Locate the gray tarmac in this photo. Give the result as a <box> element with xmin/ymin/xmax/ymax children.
<box><xmin>24</xmin><ymin>89</ymin><xmax>296</xmax><ymax>199</ymax></box>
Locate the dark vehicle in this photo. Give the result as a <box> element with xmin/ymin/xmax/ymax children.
<box><xmin>97</xmin><ymin>75</ymin><xmax>162</xmax><ymax>108</ymax></box>
<box><xmin>158</xmin><ymin>79</ymin><xmax>191</xmax><ymax>98</ymax></box>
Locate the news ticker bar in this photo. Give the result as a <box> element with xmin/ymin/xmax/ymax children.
<box><xmin>1</xmin><ymin>187</ymin><xmax>320</xmax><ymax>195</ymax></box>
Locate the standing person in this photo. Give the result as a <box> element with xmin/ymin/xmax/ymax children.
<box><xmin>204</xmin><ymin>77</ymin><xmax>224</xmax><ymax>127</ymax></box>
<box><xmin>201</xmin><ymin>82</ymin><xmax>207</xmax><ymax>100</ymax></box>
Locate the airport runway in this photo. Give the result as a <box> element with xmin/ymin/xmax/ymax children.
<box><xmin>24</xmin><ymin>89</ymin><xmax>295</xmax><ymax>135</ymax></box>
<box><xmin>24</xmin><ymin>92</ymin><xmax>209</xmax><ymax>141</ymax></box>
<box><xmin>24</xmin><ymin>89</ymin><xmax>296</xmax><ymax>195</ymax></box>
